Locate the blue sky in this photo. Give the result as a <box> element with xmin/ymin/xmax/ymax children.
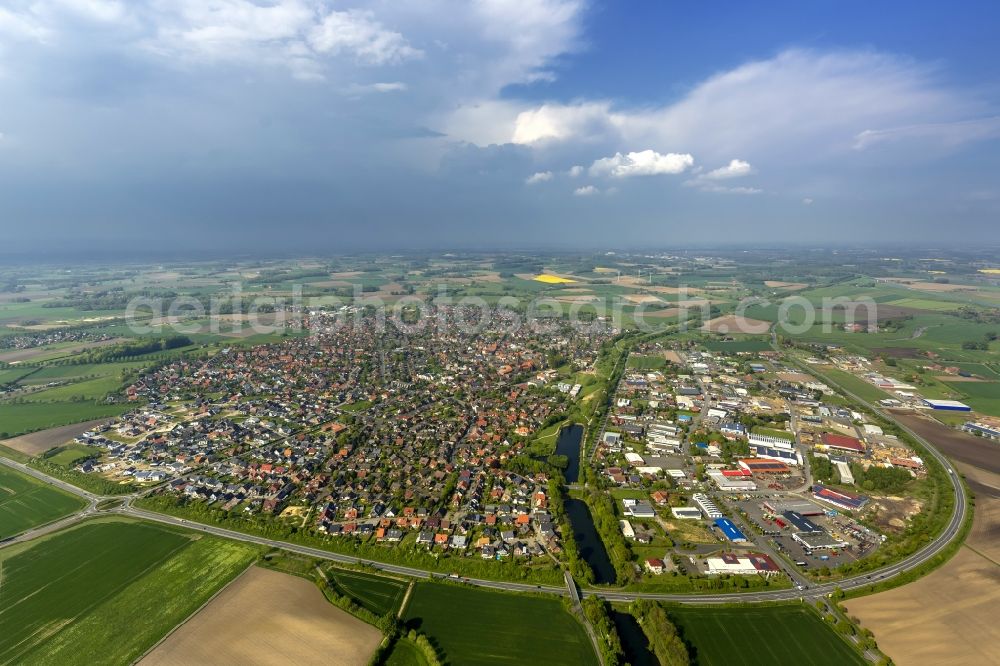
<box><xmin>0</xmin><ymin>0</ymin><xmax>998</xmax><ymax>253</ymax></box>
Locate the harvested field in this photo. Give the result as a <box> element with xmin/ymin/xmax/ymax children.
<box><xmin>1</xmin><ymin>418</ymin><xmax>113</xmax><ymax>455</ymax></box>
<box><xmin>638</xmin><ymin>308</ymin><xmax>680</xmax><ymax>319</ymax></box>
<box><xmin>141</xmin><ymin>566</ymin><xmax>381</xmax><ymax>666</ymax></box>
<box><xmin>663</xmin><ymin>350</ymin><xmax>682</xmax><ymax>364</ymax></box>
<box><xmin>622</xmin><ymin>294</ymin><xmax>664</xmax><ymax>304</ymax></box>
<box><xmin>764</xmin><ymin>280</ymin><xmax>808</xmax><ymax>290</ymax></box>
<box><xmin>890</xmin><ymin>410</ymin><xmax>1000</xmax><ymax>474</ymax></box>
<box><xmin>844</xmin><ymin>462</ymin><xmax>1000</xmax><ymax>666</ymax></box>
<box><xmin>701</xmin><ymin>314</ymin><xmax>770</xmax><ymax>334</ymax></box>
<box><xmin>777</xmin><ymin>372</ymin><xmax>813</xmax><ymax>383</ymax></box>
<box><xmin>906</xmin><ymin>281</ymin><xmax>978</xmax><ymax>292</ymax></box>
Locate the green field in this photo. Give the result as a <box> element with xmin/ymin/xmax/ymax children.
<box><xmin>0</xmin><ymin>518</ymin><xmax>258</xmax><ymax>665</ymax></box>
<box><xmin>0</xmin><ymin>464</ymin><xmax>86</xmax><ymax>538</ymax></box>
<box><xmin>385</xmin><ymin>636</ymin><xmax>431</xmax><ymax>666</ymax></box>
<box><xmin>627</xmin><ymin>354</ymin><xmax>667</xmax><ymax>370</ymax></box>
<box><xmin>668</xmin><ymin>605</ymin><xmax>865</xmax><ymax>666</ymax></box>
<box><xmin>327</xmin><ymin>567</ymin><xmax>408</xmax><ymax>616</ymax></box>
<box><xmin>0</xmin><ymin>400</ymin><xmax>131</xmax><ymax>437</ymax></box>
<box><xmin>941</xmin><ymin>380</ymin><xmax>1000</xmax><ymax>415</ymax></box>
<box><xmin>809</xmin><ymin>365</ymin><xmax>889</xmax><ymax>404</ymax></box>
<box><xmin>403</xmin><ymin>583</ymin><xmax>597</xmax><ymax>666</ymax></box>
<box><xmin>44</xmin><ymin>444</ymin><xmax>102</xmax><ymax>467</ymax></box>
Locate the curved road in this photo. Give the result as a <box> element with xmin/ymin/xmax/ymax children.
<box><xmin>0</xmin><ymin>349</ymin><xmax>968</xmax><ymax>605</ymax></box>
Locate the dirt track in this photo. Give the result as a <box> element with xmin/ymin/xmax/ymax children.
<box><xmin>141</xmin><ymin>566</ymin><xmax>382</xmax><ymax>666</ymax></box>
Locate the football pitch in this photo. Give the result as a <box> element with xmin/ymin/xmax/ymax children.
<box><xmin>668</xmin><ymin>605</ymin><xmax>865</xmax><ymax>666</ymax></box>
<box><xmin>0</xmin><ymin>463</ymin><xmax>86</xmax><ymax>539</ymax></box>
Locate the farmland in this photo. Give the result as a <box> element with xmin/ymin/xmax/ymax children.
<box><xmin>0</xmin><ymin>418</ymin><xmax>114</xmax><ymax>456</ymax></box>
<box><xmin>667</xmin><ymin>605</ymin><xmax>865</xmax><ymax>666</ymax></box>
<box><xmin>0</xmin><ymin>463</ymin><xmax>85</xmax><ymax>538</ymax></box>
<box><xmin>0</xmin><ymin>400</ymin><xmax>131</xmax><ymax>439</ymax></box>
<box><xmin>141</xmin><ymin>566</ymin><xmax>382</xmax><ymax>666</ymax></box>
<box><xmin>403</xmin><ymin>583</ymin><xmax>598</xmax><ymax>666</ymax></box>
<box><xmin>0</xmin><ymin>518</ymin><xmax>258</xmax><ymax>665</ymax></box>
<box><xmin>844</xmin><ymin>462</ymin><xmax>1000</xmax><ymax>665</ymax></box>
<box><xmin>325</xmin><ymin>566</ymin><xmax>408</xmax><ymax>616</ymax></box>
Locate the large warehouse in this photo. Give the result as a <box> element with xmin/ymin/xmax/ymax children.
<box><xmin>782</xmin><ymin>510</ymin><xmax>821</xmax><ymax>532</ymax></box>
<box><xmin>713</xmin><ymin>517</ymin><xmax>748</xmax><ymax>543</ymax></box>
<box><xmin>813</xmin><ymin>484</ymin><xmax>869</xmax><ymax>511</ymax></box>
<box><xmin>705</xmin><ymin>552</ymin><xmax>781</xmax><ymax>576</ymax></box>
<box><xmin>821</xmin><ymin>433</ymin><xmax>866</xmax><ymax>454</ymax></box>
<box><xmin>923</xmin><ymin>399</ymin><xmax>972</xmax><ymax>412</ymax></box>
<box><xmin>739</xmin><ymin>458</ymin><xmax>792</xmax><ymax>475</ymax></box>
<box><xmin>793</xmin><ymin>531</ymin><xmax>849</xmax><ymax>550</ymax></box>
<box><xmin>763</xmin><ymin>498</ymin><xmax>824</xmax><ymax>516</ymax></box>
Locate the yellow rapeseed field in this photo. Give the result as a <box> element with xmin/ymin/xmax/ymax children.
<box><xmin>533</xmin><ymin>274</ymin><xmax>577</xmax><ymax>284</ymax></box>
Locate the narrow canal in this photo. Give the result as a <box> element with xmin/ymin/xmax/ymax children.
<box><xmin>553</xmin><ymin>423</ymin><xmax>584</xmax><ymax>483</ymax></box>
<box><xmin>564</xmin><ymin>498</ymin><xmax>616</xmax><ymax>585</ymax></box>
<box><xmin>555</xmin><ymin>423</ymin><xmax>616</xmax><ymax>584</ymax></box>
<box><xmin>611</xmin><ymin>611</ymin><xmax>657</xmax><ymax>666</ymax></box>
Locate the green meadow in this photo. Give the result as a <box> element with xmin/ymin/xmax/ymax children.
<box><xmin>0</xmin><ymin>464</ymin><xmax>86</xmax><ymax>538</ymax></box>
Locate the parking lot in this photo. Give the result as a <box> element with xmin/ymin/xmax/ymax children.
<box><xmin>728</xmin><ymin>494</ymin><xmax>880</xmax><ymax>570</ymax></box>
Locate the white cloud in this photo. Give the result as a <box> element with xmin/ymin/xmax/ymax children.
<box><xmin>853</xmin><ymin>116</ymin><xmax>1000</xmax><ymax>150</ymax></box>
<box><xmin>346</xmin><ymin>81</ymin><xmax>408</xmax><ymax>95</ymax></box>
<box><xmin>685</xmin><ymin>158</ymin><xmax>757</xmax><ymax>193</ymax></box>
<box><xmin>370</xmin><ymin>81</ymin><xmax>407</xmax><ymax>92</ymax></box>
<box><xmin>525</xmin><ymin>170</ymin><xmax>553</xmax><ymax>184</ymax></box>
<box><xmin>567</xmin><ymin>165</ymin><xmax>583</xmax><ymax>177</ymax></box>
<box><xmin>133</xmin><ymin>1</ymin><xmax>421</xmax><ymax>79</ymax></box>
<box><xmin>0</xmin><ymin>7</ymin><xmax>52</xmax><ymax>42</ymax></box>
<box><xmin>511</xmin><ymin>102</ymin><xmax>621</xmax><ymax>144</ymax></box>
<box><xmin>51</xmin><ymin>0</ymin><xmax>127</xmax><ymax>23</ymax></box>
<box><xmin>462</xmin><ymin>0</ymin><xmax>586</xmax><ymax>90</ymax></box>
<box><xmin>802</xmin><ymin>197</ymin><xmax>814</xmax><ymax>205</ymax></box>
<box><xmin>695</xmin><ymin>184</ymin><xmax>762</xmax><ymax>195</ymax></box>
<box><xmin>573</xmin><ymin>185</ymin><xmax>598</xmax><ymax>196</ymax></box>
<box><xmin>703</xmin><ymin>158</ymin><xmax>752</xmax><ymax>180</ymax></box>
<box><xmin>590</xmin><ymin>150</ymin><xmax>694</xmax><ymax>178</ymax></box>
<box><xmin>447</xmin><ymin>49</ymin><xmax>999</xmax><ymax>167</ymax></box>
<box><xmin>308</xmin><ymin>9</ymin><xmax>421</xmax><ymax>65</ymax></box>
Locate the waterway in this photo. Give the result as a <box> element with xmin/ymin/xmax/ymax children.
<box><xmin>564</xmin><ymin>498</ymin><xmax>616</xmax><ymax>584</ymax></box>
<box><xmin>554</xmin><ymin>423</ymin><xmax>584</xmax><ymax>483</ymax></box>
<box><xmin>611</xmin><ymin>610</ymin><xmax>657</xmax><ymax>666</ymax></box>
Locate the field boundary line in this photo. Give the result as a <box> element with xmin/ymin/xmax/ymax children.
<box><xmin>963</xmin><ymin>543</ymin><xmax>1000</xmax><ymax>567</ymax></box>
<box><xmin>397</xmin><ymin>581</ymin><xmax>414</xmax><ymax>618</ymax></box>
<box><xmin>129</xmin><ymin>561</ymin><xmax>256</xmax><ymax>665</ymax></box>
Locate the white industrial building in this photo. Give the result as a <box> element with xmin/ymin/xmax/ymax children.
<box><xmin>671</xmin><ymin>507</ymin><xmax>703</xmax><ymax>520</ymax></box>
<box><xmin>693</xmin><ymin>493</ymin><xmax>723</xmax><ymax>519</ymax></box>
<box><xmin>707</xmin><ymin>470</ymin><xmax>757</xmax><ymax>491</ymax></box>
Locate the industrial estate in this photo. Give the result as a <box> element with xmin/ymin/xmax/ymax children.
<box><xmin>1</xmin><ymin>249</ymin><xmax>997</xmax><ymax>664</ymax></box>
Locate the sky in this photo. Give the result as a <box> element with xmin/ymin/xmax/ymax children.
<box><xmin>1</xmin><ymin>0</ymin><xmax>998</xmax><ymax>254</ymax></box>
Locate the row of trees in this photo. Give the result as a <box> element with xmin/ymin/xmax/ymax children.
<box><xmin>630</xmin><ymin>600</ymin><xmax>689</xmax><ymax>666</ymax></box>
<box><xmin>582</xmin><ymin>597</ymin><xmax>625</xmax><ymax>666</ymax></box>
